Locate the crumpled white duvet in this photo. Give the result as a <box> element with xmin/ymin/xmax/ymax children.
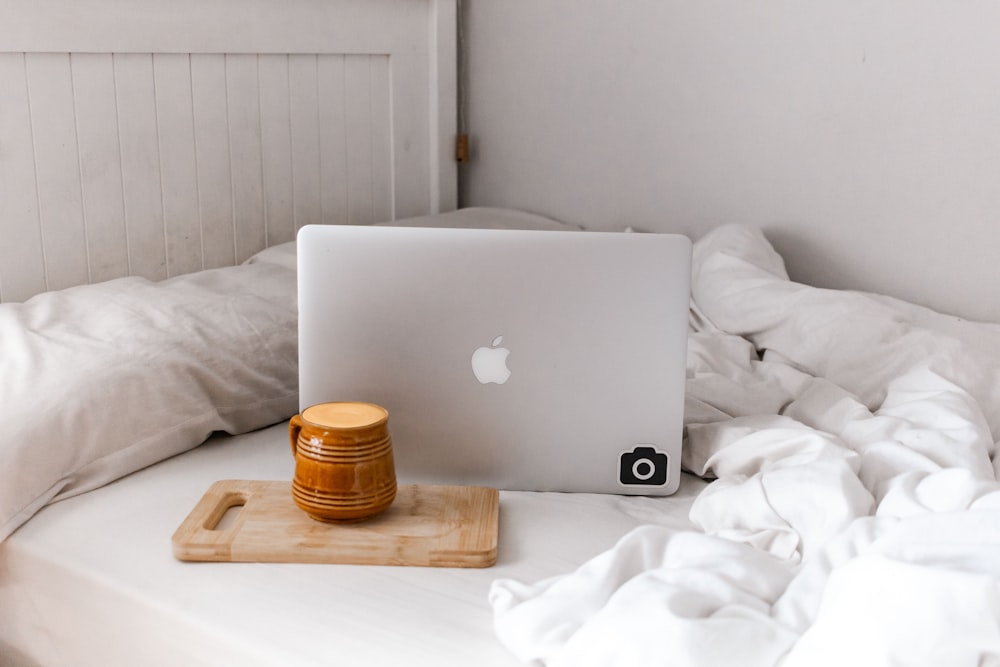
<box><xmin>490</xmin><ymin>225</ymin><xmax>1000</xmax><ymax>666</ymax></box>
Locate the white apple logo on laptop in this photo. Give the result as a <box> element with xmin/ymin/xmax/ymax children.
<box><xmin>471</xmin><ymin>335</ymin><xmax>511</xmax><ymax>384</ymax></box>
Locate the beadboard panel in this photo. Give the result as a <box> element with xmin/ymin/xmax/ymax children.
<box><xmin>0</xmin><ymin>51</ymin><xmax>393</xmax><ymax>300</ymax></box>
<box><xmin>0</xmin><ymin>0</ymin><xmax>458</xmax><ymax>302</ymax></box>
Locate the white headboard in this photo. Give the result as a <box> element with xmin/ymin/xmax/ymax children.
<box><xmin>0</xmin><ymin>0</ymin><xmax>457</xmax><ymax>302</ymax></box>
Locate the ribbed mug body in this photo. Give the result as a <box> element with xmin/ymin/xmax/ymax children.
<box><xmin>289</xmin><ymin>402</ymin><xmax>397</xmax><ymax>522</ymax></box>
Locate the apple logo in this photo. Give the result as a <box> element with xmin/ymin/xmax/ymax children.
<box><xmin>471</xmin><ymin>335</ymin><xmax>511</xmax><ymax>385</ymax></box>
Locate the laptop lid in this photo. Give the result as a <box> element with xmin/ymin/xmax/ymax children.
<box><xmin>297</xmin><ymin>224</ymin><xmax>691</xmax><ymax>495</ymax></box>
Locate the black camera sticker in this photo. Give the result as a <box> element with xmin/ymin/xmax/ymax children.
<box><xmin>618</xmin><ymin>445</ymin><xmax>669</xmax><ymax>486</ymax></box>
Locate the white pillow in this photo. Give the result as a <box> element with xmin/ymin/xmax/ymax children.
<box><xmin>375</xmin><ymin>206</ymin><xmax>584</xmax><ymax>231</ymax></box>
<box><xmin>0</xmin><ymin>260</ymin><xmax>298</xmax><ymax>541</ymax></box>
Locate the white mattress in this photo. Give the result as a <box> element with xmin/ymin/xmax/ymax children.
<box><xmin>0</xmin><ymin>423</ymin><xmax>707</xmax><ymax>667</ymax></box>
<box><xmin>6</xmin><ymin>217</ymin><xmax>1000</xmax><ymax>666</ymax></box>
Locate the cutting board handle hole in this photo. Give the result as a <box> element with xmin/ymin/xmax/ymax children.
<box><xmin>206</xmin><ymin>492</ymin><xmax>248</xmax><ymax>531</ymax></box>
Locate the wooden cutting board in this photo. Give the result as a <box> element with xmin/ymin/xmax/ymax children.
<box><xmin>172</xmin><ymin>480</ymin><xmax>499</xmax><ymax>568</ymax></box>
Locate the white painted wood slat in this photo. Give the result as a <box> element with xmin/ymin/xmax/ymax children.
<box><xmin>0</xmin><ymin>53</ymin><xmax>46</xmax><ymax>302</ymax></box>
<box><xmin>318</xmin><ymin>55</ymin><xmax>349</xmax><ymax>227</ymax></box>
<box><xmin>345</xmin><ymin>55</ymin><xmax>375</xmax><ymax>226</ymax></box>
<box><xmin>190</xmin><ymin>53</ymin><xmax>236</xmax><ymax>270</ymax></box>
<box><xmin>258</xmin><ymin>55</ymin><xmax>295</xmax><ymax>249</ymax></box>
<box><xmin>25</xmin><ymin>53</ymin><xmax>90</xmax><ymax>292</ymax></box>
<box><xmin>71</xmin><ymin>53</ymin><xmax>129</xmax><ymax>284</ymax></box>
<box><xmin>154</xmin><ymin>53</ymin><xmax>203</xmax><ymax>277</ymax></box>
<box><xmin>225</xmin><ymin>54</ymin><xmax>266</xmax><ymax>264</ymax></box>
<box><xmin>289</xmin><ymin>55</ymin><xmax>322</xmax><ymax>232</ymax></box>
<box><xmin>370</xmin><ymin>55</ymin><xmax>394</xmax><ymax>223</ymax></box>
<box><xmin>115</xmin><ymin>53</ymin><xmax>168</xmax><ymax>282</ymax></box>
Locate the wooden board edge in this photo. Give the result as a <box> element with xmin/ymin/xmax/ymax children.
<box><xmin>172</xmin><ymin>481</ymin><xmax>500</xmax><ymax>567</ymax></box>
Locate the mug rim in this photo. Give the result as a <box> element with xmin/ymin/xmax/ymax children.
<box><xmin>299</xmin><ymin>401</ymin><xmax>389</xmax><ymax>431</ymax></box>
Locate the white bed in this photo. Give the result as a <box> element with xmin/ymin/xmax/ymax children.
<box><xmin>4</xmin><ymin>2</ymin><xmax>1000</xmax><ymax>666</ymax></box>
<box><xmin>0</xmin><ymin>423</ymin><xmax>705</xmax><ymax>667</ymax></box>
<box><xmin>5</xmin><ymin>209</ymin><xmax>1000</xmax><ymax>666</ymax></box>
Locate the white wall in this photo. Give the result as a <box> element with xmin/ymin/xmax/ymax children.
<box><xmin>459</xmin><ymin>0</ymin><xmax>1000</xmax><ymax>323</ymax></box>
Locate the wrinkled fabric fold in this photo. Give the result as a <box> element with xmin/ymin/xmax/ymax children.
<box><xmin>491</xmin><ymin>224</ymin><xmax>1000</xmax><ymax>666</ymax></box>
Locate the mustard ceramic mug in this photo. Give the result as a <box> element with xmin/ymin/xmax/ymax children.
<box><xmin>289</xmin><ymin>401</ymin><xmax>397</xmax><ymax>522</ymax></box>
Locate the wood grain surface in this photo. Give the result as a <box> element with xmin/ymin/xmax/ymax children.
<box><xmin>172</xmin><ymin>480</ymin><xmax>499</xmax><ymax>568</ymax></box>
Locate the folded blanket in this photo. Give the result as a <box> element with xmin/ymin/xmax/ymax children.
<box><xmin>491</xmin><ymin>224</ymin><xmax>1000</xmax><ymax>666</ymax></box>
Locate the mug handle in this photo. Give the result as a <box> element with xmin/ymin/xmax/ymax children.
<box><xmin>289</xmin><ymin>414</ymin><xmax>303</xmax><ymax>456</ymax></box>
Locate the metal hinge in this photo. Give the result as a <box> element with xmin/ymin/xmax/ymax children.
<box><xmin>455</xmin><ymin>133</ymin><xmax>470</xmax><ymax>163</ymax></box>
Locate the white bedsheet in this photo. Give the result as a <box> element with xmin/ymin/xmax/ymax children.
<box><xmin>491</xmin><ymin>225</ymin><xmax>1000</xmax><ymax>666</ymax></box>
<box><xmin>0</xmin><ymin>423</ymin><xmax>706</xmax><ymax>667</ymax></box>
<box><xmin>7</xmin><ymin>218</ymin><xmax>1000</xmax><ymax>666</ymax></box>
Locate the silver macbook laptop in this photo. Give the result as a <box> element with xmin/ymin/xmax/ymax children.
<box><xmin>297</xmin><ymin>224</ymin><xmax>691</xmax><ymax>495</ymax></box>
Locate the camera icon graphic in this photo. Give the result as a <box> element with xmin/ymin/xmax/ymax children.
<box><xmin>618</xmin><ymin>445</ymin><xmax>669</xmax><ymax>486</ymax></box>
